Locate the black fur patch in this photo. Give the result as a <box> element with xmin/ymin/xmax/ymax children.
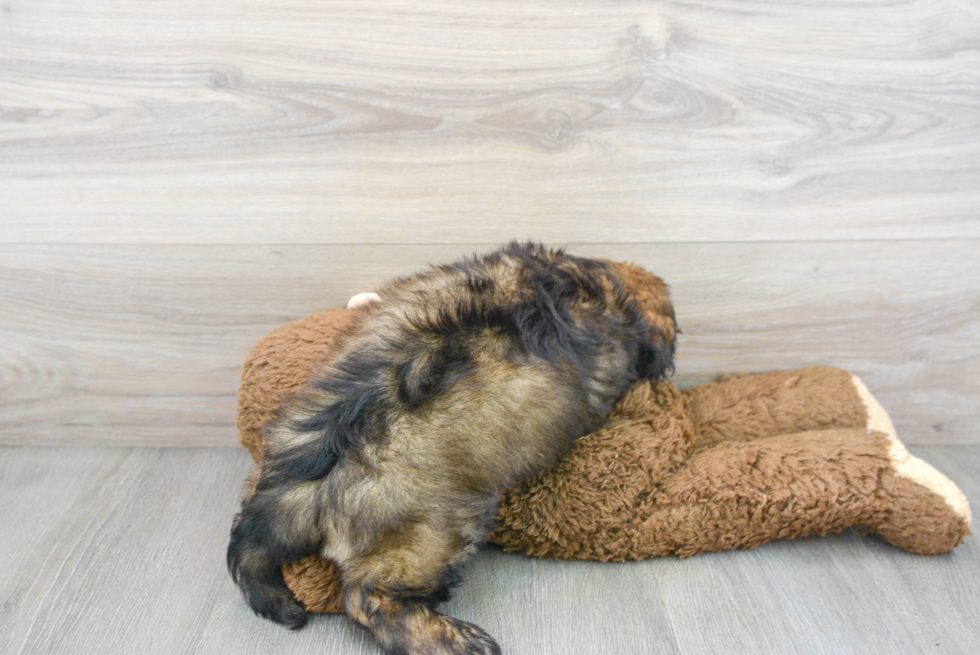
<box><xmin>389</xmin><ymin>564</ymin><xmax>465</xmax><ymax>607</ymax></box>
<box><xmin>226</xmin><ymin>488</ymin><xmax>317</xmax><ymax>628</ymax></box>
<box><xmin>395</xmin><ymin>341</ymin><xmax>473</xmax><ymax>409</ymax></box>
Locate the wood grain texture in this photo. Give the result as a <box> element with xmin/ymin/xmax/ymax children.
<box><xmin>3</xmin><ymin>2</ymin><xmax>977</xmax><ymax>650</ymax></box>
<box><xmin>0</xmin><ymin>445</ymin><xmax>977</xmax><ymax>654</ymax></box>
<box><xmin>1</xmin><ymin>0</ymin><xmax>979</xmax><ymax>244</ymax></box>
<box><xmin>2</xmin><ymin>241</ymin><xmax>977</xmax><ymax>446</ymax></box>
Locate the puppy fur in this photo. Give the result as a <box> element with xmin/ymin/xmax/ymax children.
<box><xmin>227</xmin><ymin>243</ymin><xmax>676</xmax><ymax>655</ymax></box>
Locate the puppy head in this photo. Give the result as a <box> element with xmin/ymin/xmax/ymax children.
<box><xmin>603</xmin><ymin>260</ymin><xmax>678</xmax><ymax>380</ymax></box>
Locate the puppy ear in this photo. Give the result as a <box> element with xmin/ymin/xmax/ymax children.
<box><xmin>601</xmin><ymin>260</ymin><xmax>678</xmax><ymax>381</ymax></box>
<box><xmin>601</xmin><ymin>259</ymin><xmax>678</xmax><ymax>347</ymax></box>
<box><xmin>637</xmin><ymin>328</ymin><xmax>675</xmax><ymax>381</ymax></box>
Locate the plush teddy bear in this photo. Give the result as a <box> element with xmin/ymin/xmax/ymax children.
<box><xmin>235</xmin><ymin>265</ymin><xmax>971</xmax><ymax>614</ymax></box>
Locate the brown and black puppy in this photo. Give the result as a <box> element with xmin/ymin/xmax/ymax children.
<box><xmin>227</xmin><ymin>243</ymin><xmax>676</xmax><ymax>655</ymax></box>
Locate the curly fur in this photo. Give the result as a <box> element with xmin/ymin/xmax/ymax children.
<box><xmin>227</xmin><ymin>242</ymin><xmax>676</xmax><ymax>655</ymax></box>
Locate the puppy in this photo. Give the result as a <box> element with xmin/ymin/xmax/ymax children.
<box><xmin>227</xmin><ymin>243</ymin><xmax>676</xmax><ymax>655</ymax></box>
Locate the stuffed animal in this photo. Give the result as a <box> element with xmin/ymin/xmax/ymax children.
<box><xmin>235</xmin><ymin>265</ymin><xmax>971</xmax><ymax>614</ymax></box>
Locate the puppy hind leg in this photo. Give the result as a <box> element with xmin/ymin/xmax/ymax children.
<box><xmin>345</xmin><ymin>582</ymin><xmax>500</xmax><ymax>655</ymax></box>
<box><xmin>339</xmin><ymin>518</ymin><xmax>500</xmax><ymax>655</ymax></box>
<box><xmin>227</xmin><ymin>481</ymin><xmax>322</xmax><ymax>629</ymax></box>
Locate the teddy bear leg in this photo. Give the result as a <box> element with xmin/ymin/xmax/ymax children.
<box><xmin>850</xmin><ymin>375</ymin><xmax>972</xmax><ymax>553</ymax></box>
<box><xmin>640</xmin><ymin>429</ymin><xmax>889</xmax><ymax>557</ymax></box>
<box><xmin>634</xmin><ymin>427</ymin><xmax>970</xmax><ymax>558</ymax></box>
<box><xmin>683</xmin><ymin>366</ymin><xmax>870</xmax><ymax>447</ymax></box>
<box><xmin>684</xmin><ymin>366</ymin><xmax>880</xmax><ymax>445</ymax></box>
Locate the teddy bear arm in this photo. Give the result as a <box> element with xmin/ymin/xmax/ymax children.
<box><xmin>283</xmin><ymin>556</ymin><xmax>346</xmax><ymax>614</ymax></box>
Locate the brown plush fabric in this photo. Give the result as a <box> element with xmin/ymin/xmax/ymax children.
<box><xmin>876</xmin><ymin>473</ymin><xmax>971</xmax><ymax>555</ymax></box>
<box><xmin>282</xmin><ymin>555</ymin><xmax>346</xmax><ymax>614</ymax></box>
<box><xmin>236</xmin><ymin>287</ymin><xmax>970</xmax><ymax>614</ymax></box>
<box><xmin>685</xmin><ymin>367</ymin><xmax>868</xmax><ymax>447</ymax></box>
<box><xmin>491</xmin><ymin>371</ymin><xmax>967</xmax><ymax>560</ymax></box>
<box><xmin>489</xmin><ymin>370</ymin><xmax>873</xmax><ymax>559</ymax></box>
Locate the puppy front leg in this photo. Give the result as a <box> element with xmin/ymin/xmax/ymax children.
<box><xmin>227</xmin><ymin>471</ymin><xmax>324</xmax><ymax>629</ymax></box>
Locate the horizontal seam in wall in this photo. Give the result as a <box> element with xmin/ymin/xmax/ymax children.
<box><xmin>2</xmin><ymin>237</ymin><xmax>980</xmax><ymax>248</ymax></box>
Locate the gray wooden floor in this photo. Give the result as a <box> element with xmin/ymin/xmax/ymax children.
<box><xmin>1</xmin><ymin>446</ymin><xmax>978</xmax><ymax>655</ymax></box>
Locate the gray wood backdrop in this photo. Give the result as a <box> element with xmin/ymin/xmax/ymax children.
<box><xmin>2</xmin><ymin>0</ymin><xmax>978</xmax><ymax>447</ymax></box>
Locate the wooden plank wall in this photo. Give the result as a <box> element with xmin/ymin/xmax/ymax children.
<box><xmin>1</xmin><ymin>0</ymin><xmax>978</xmax><ymax>446</ymax></box>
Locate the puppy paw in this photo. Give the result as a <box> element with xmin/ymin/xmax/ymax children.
<box><xmin>443</xmin><ymin>618</ymin><xmax>502</xmax><ymax>655</ymax></box>
<box><xmin>249</xmin><ymin>588</ymin><xmax>309</xmax><ymax>630</ymax></box>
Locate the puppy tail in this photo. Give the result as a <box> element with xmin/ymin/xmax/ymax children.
<box><xmin>227</xmin><ymin>485</ymin><xmax>319</xmax><ymax>629</ymax></box>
